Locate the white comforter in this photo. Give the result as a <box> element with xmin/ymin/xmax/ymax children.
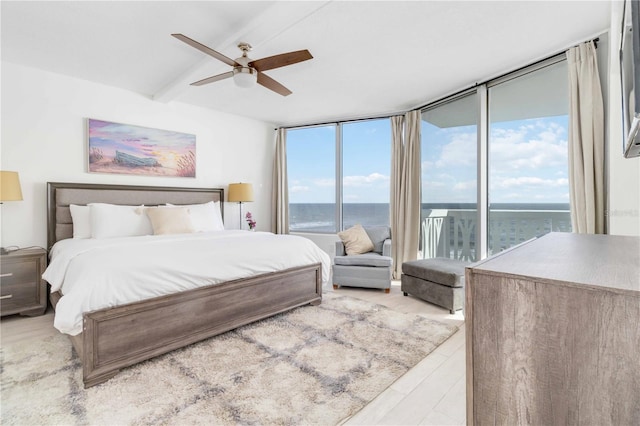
<box><xmin>43</xmin><ymin>231</ymin><xmax>330</xmax><ymax>336</ymax></box>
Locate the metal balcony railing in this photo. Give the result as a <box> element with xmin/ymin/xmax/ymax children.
<box><xmin>421</xmin><ymin>209</ymin><xmax>572</xmax><ymax>261</ymax></box>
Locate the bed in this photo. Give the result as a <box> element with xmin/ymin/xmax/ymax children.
<box><xmin>46</xmin><ymin>182</ymin><xmax>326</xmax><ymax>388</ymax></box>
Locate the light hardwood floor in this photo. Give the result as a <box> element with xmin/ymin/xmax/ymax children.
<box><xmin>336</xmin><ymin>282</ymin><xmax>466</xmax><ymax>426</ymax></box>
<box><xmin>1</xmin><ymin>281</ymin><xmax>466</xmax><ymax>425</ymax></box>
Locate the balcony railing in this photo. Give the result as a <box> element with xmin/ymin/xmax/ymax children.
<box><xmin>421</xmin><ymin>209</ymin><xmax>572</xmax><ymax>261</ymax></box>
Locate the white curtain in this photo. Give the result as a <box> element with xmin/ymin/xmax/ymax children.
<box><xmin>390</xmin><ymin>115</ymin><xmax>403</xmax><ymax>278</ymax></box>
<box><xmin>390</xmin><ymin>111</ymin><xmax>422</xmax><ymax>279</ymax></box>
<box><xmin>271</xmin><ymin>128</ymin><xmax>289</xmax><ymax>234</ymax></box>
<box><xmin>566</xmin><ymin>41</ymin><xmax>605</xmax><ymax>234</ymax></box>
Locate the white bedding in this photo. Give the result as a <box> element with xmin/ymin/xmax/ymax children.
<box><xmin>43</xmin><ymin>231</ymin><xmax>331</xmax><ymax>336</ymax></box>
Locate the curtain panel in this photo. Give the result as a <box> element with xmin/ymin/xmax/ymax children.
<box><xmin>272</xmin><ymin>128</ymin><xmax>289</xmax><ymax>234</ymax></box>
<box><xmin>566</xmin><ymin>41</ymin><xmax>605</xmax><ymax>234</ymax></box>
<box><xmin>390</xmin><ymin>111</ymin><xmax>421</xmax><ymax>279</ymax></box>
<box><xmin>390</xmin><ymin>115</ymin><xmax>403</xmax><ymax>278</ymax></box>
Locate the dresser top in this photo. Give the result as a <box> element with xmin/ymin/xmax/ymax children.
<box><xmin>470</xmin><ymin>232</ymin><xmax>640</xmax><ymax>294</ymax></box>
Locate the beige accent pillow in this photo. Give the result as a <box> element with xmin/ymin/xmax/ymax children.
<box><xmin>146</xmin><ymin>207</ymin><xmax>195</xmax><ymax>235</ymax></box>
<box><xmin>338</xmin><ymin>224</ymin><xmax>374</xmax><ymax>255</ymax></box>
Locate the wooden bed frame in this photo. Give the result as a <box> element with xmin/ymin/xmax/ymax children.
<box><xmin>46</xmin><ymin>182</ymin><xmax>322</xmax><ymax>388</ymax></box>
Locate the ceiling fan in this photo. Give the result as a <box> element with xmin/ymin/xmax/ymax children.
<box><xmin>172</xmin><ymin>33</ymin><xmax>313</xmax><ymax>96</ymax></box>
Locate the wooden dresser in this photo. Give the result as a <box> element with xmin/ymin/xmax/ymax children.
<box><xmin>465</xmin><ymin>232</ymin><xmax>640</xmax><ymax>425</ymax></box>
<box><xmin>0</xmin><ymin>248</ymin><xmax>48</xmax><ymax>317</ymax></box>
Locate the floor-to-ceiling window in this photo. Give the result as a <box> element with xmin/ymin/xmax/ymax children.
<box><xmin>420</xmin><ymin>57</ymin><xmax>572</xmax><ymax>260</ymax></box>
<box><xmin>287</xmin><ymin>54</ymin><xmax>578</xmax><ymax>255</ymax></box>
<box><xmin>421</xmin><ymin>93</ymin><xmax>478</xmax><ymax>260</ymax></box>
<box><xmin>342</xmin><ymin>119</ymin><xmax>391</xmax><ymax>229</ymax></box>
<box><xmin>287</xmin><ymin>125</ymin><xmax>337</xmax><ymax>232</ymax></box>
<box><xmin>287</xmin><ymin>119</ymin><xmax>391</xmax><ymax>233</ymax></box>
<box><xmin>487</xmin><ymin>59</ymin><xmax>572</xmax><ymax>255</ymax></box>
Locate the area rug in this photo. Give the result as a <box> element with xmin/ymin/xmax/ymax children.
<box><xmin>1</xmin><ymin>293</ymin><xmax>458</xmax><ymax>425</ymax></box>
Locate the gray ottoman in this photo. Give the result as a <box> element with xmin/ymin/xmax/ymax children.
<box><xmin>401</xmin><ymin>258</ymin><xmax>467</xmax><ymax>314</ymax></box>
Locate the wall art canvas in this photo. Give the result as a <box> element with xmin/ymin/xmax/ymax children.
<box><xmin>88</xmin><ymin>118</ymin><xmax>196</xmax><ymax>177</ymax></box>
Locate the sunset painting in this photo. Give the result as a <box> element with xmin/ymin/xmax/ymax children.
<box><xmin>88</xmin><ymin>119</ymin><xmax>196</xmax><ymax>177</ymax></box>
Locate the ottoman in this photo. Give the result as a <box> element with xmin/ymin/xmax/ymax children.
<box><xmin>401</xmin><ymin>257</ymin><xmax>467</xmax><ymax>314</ymax></box>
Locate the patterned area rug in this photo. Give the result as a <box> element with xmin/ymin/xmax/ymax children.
<box><xmin>1</xmin><ymin>294</ymin><xmax>458</xmax><ymax>425</ymax></box>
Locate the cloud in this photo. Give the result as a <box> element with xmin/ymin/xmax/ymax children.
<box><xmin>434</xmin><ymin>132</ymin><xmax>477</xmax><ymax>168</ymax></box>
<box><xmin>497</xmin><ymin>191</ymin><xmax>569</xmax><ymax>201</ymax></box>
<box><xmin>344</xmin><ymin>194</ymin><xmax>361</xmax><ymax>201</ymax></box>
<box><xmin>490</xmin><ymin>125</ymin><xmax>567</xmax><ymax>170</ymax></box>
<box><xmin>422</xmin><ymin>118</ymin><xmax>569</xmax><ymax>203</ymax></box>
<box><xmin>428</xmin><ymin>121</ymin><xmax>568</xmax><ymax>172</ymax></box>
<box><xmin>489</xmin><ymin>176</ymin><xmax>569</xmax><ymax>203</ymax></box>
<box><xmin>492</xmin><ymin>176</ymin><xmax>568</xmax><ymax>189</ymax></box>
<box><xmin>422</xmin><ymin>160</ymin><xmax>435</xmax><ymax>169</ymax></box>
<box><xmin>289</xmin><ymin>185</ymin><xmax>310</xmax><ymax>193</ymax></box>
<box><xmin>343</xmin><ymin>172</ymin><xmax>389</xmax><ymax>187</ymax></box>
<box><xmin>313</xmin><ymin>178</ymin><xmax>335</xmax><ymax>187</ymax></box>
<box><xmin>453</xmin><ymin>180</ymin><xmax>477</xmax><ymax>191</ymax></box>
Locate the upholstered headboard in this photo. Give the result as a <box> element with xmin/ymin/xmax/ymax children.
<box><xmin>47</xmin><ymin>182</ymin><xmax>224</xmax><ymax>250</ymax></box>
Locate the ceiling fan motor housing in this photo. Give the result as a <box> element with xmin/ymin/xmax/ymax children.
<box><xmin>233</xmin><ymin>56</ymin><xmax>258</xmax><ymax>88</ymax></box>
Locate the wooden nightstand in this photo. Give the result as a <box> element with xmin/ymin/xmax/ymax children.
<box><xmin>1</xmin><ymin>248</ymin><xmax>47</xmax><ymax>317</ymax></box>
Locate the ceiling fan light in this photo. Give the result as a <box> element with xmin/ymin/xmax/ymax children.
<box><xmin>233</xmin><ymin>67</ymin><xmax>257</xmax><ymax>88</ymax></box>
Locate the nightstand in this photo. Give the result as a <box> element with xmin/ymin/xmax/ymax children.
<box><xmin>1</xmin><ymin>248</ymin><xmax>47</xmax><ymax>317</ymax></box>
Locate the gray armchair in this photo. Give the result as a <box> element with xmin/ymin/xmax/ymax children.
<box><xmin>332</xmin><ymin>226</ymin><xmax>393</xmax><ymax>293</ymax></box>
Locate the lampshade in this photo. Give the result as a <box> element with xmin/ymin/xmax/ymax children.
<box><xmin>228</xmin><ymin>183</ymin><xmax>254</xmax><ymax>203</ymax></box>
<box><xmin>233</xmin><ymin>67</ymin><xmax>257</xmax><ymax>88</ymax></box>
<box><xmin>0</xmin><ymin>171</ymin><xmax>23</xmax><ymax>202</ymax></box>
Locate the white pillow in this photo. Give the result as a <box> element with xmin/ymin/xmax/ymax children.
<box><xmin>146</xmin><ymin>207</ymin><xmax>195</xmax><ymax>235</ymax></box>
<box><xmin>166</xmin><ymin>201</ymin><xmax>224</xmax><ymax>232</ymax></box>
<box><xmin>90</xmin><ymin>203</ymin><xmax>153</xmax><ymax>239</ymax></box>
<box><xmin>69</xmin><ymin>204</ymin><xmax>92</xmax><ymax>239</ymax></box>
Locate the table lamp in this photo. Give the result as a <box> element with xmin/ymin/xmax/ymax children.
<box><xmin>0</xmin><ymin>171</ymin><xmax>23</xmax><ymax>203</ymax></box>
<box><xmin>228</xmin><ymin>183</ymin><xmax>254</xmax><ymax>229</ymax></box>
<box><xmin>0</xmin><ymin>171</ymin><xmax>23</xmax><ymax>254</ymax></box>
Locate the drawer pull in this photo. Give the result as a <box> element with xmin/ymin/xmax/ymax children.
<box><xmin>0</xmin><ymin>273</ymin><xmax>14</xmax><ymax>278</ymax></box>
<box><xmin>0</xmin><ymin>294</ymin><xmax>13</xmax><ymax>300</ymax></box>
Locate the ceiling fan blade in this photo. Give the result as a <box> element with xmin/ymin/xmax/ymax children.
<box><xmin>257</xmin><ymin>72</ymin><xmax>292</xmax><ymax>96</ymax></box>
<box><xmin>191</xmin><ymin>71</ymin><xmax>234</xmax><ymax>86</ymax></box>
<box><xmin>249</xmin><ymin>50</ymin><xmax>313</xmax><ymax>72</ymax></box>
<box><xmin>172</xmin><ymin>33</ymin><xmax>237</xmax><ymax>67</ymax></box>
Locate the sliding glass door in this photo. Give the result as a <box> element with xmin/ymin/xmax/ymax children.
<box><xmin>420</xmin><ymin>57</ymin><xmax>572</xmax><ymax>260</ymax></box>
<box><xmin>487</xmin><ymin>60</ymin><xmax>572</xmax><ymax>254</ymax></box>
<box><xmin>421</xmin><ymin>93</ymin><xmax>478</xmax><ymax>260</ymax></box>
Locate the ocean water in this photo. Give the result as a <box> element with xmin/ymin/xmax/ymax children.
<box><xmin>289</xmin><ymin>203</ymin><xmax>570</xmax><ymax>232</ymax></box>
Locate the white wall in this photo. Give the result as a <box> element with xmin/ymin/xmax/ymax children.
<box><xmin>608</xmin><ymin>1</ymin><xmax>640</xmax><ymax>236</ymax></box>
<box><xmin>0</xmin><ymin>62</ymin><xmax>275</xmax><ymax>249</ymax></box>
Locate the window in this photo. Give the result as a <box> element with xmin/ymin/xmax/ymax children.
<box><xmin>288</xmin><ymin>54</ymin><xmax>577</xmax><ymax>249</ymax></box>
<box><xmin>342</xmin><ymin>120</ymin><xmax>391</xmax><ymax>229</ymax></box>
<box><xmin>421</xmin><ymin>93</ymin><xmax>478</xmax><ymax>260</ymax></box>
<box><xmin>488</xmin><ymin>60</ymin><xmax>571</xmax><ymax>254</ymax></box>
<box><xmin>287</xmin><ymin>119</ymin><xmax>391</xmax><ymax>233</ymax></box>
<box><xmin>287</xmin><ymin>125</ymin><xmax>336</xmax><ymax>232</ymax></box>
<box><xmin>420</xmin><ymin>57</ymin><xmax>572</xmax><ymax>261</ymax></box>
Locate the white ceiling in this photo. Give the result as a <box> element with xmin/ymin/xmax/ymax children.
<box><xmin>1</xmin><ymin>1</ymin><xmax>611</xmax><ymax>127</ymax></box>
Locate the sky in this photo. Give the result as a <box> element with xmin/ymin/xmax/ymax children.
<box><xmin>287</xmin><ymin>119</ymin><xmax>390</xmax><ymax>204</ymax></box>
<box><xmin>287</xmin><ymin>115</ymin><xmax>570</xmax><ymax>206</ymax></box>
<box><xmin>423</xmin><ymin>115</ymin><xmax>569</xmax><ymax>204</ymax></box>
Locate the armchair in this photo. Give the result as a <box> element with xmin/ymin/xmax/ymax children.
<box><xmin>332</xmin><ymin>225</ymin><xmax>393</xmax><ymax>293</ymax></box>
